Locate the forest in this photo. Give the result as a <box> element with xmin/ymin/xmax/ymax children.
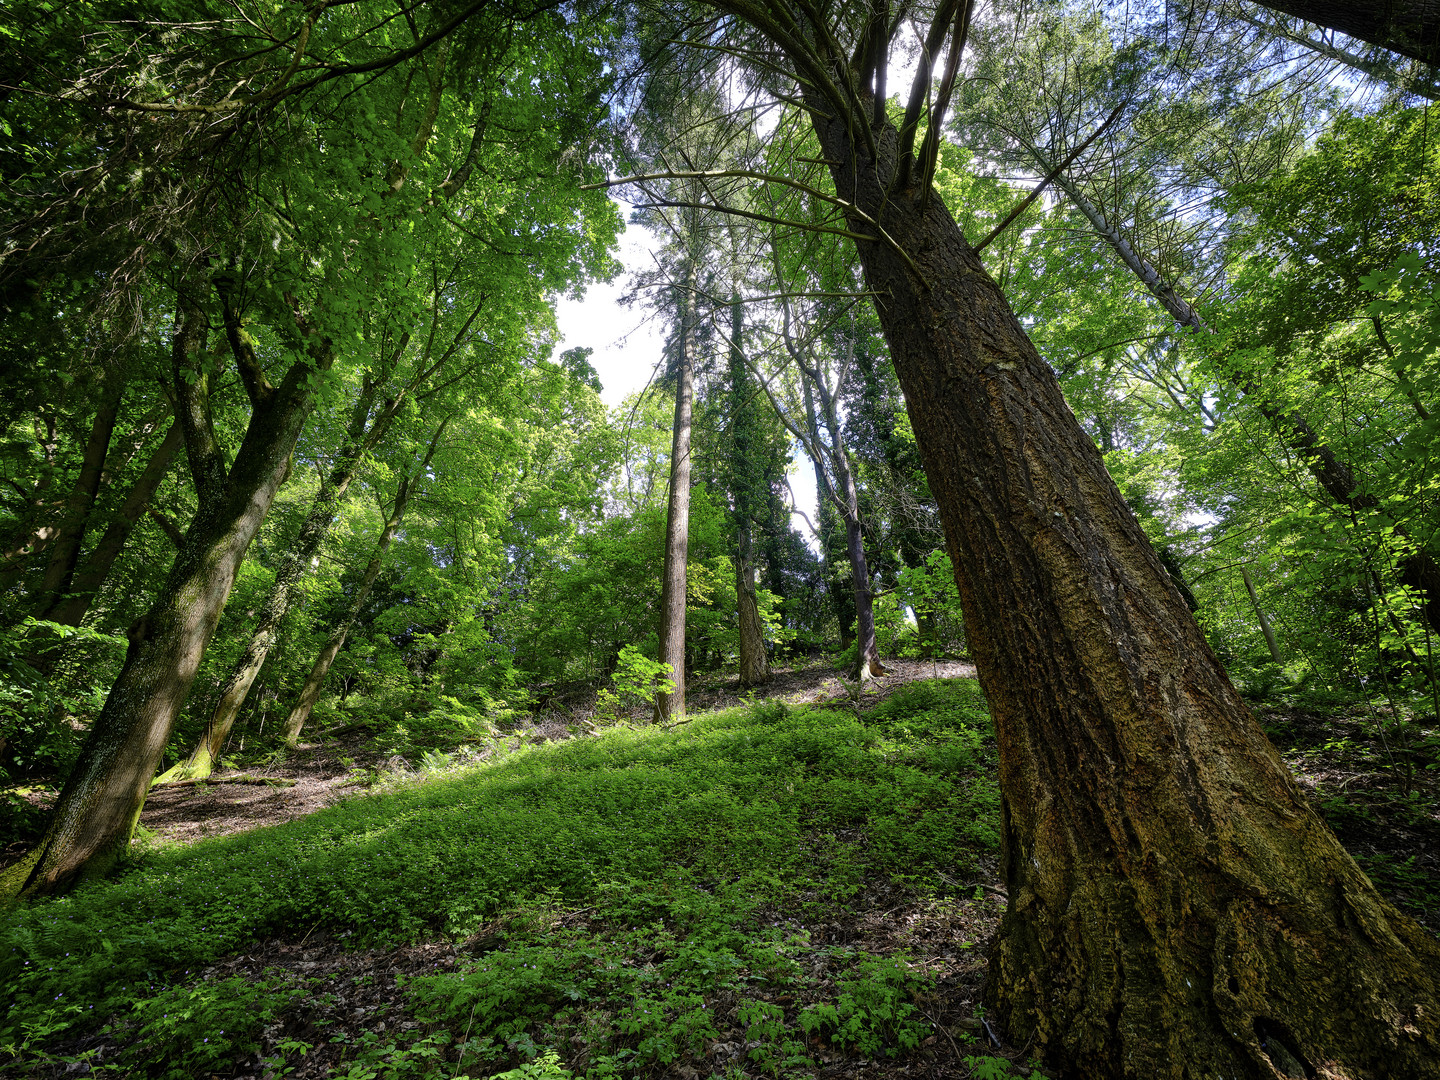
<box><xmin>1</xmin><ymin>0</ymin><xmax>1438</xmax><ymax>1076</ymax></box>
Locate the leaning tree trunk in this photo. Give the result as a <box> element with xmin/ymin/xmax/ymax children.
<box><xmin>30</xmin><ymin>363</ymin><xmax>125</xmax><ymax>621</ymax></box>
<box><xmin>279</xmin><ymin>428</ymin><xmax>438</xmax><ymax>745</ymax></box>
<box><xmin>37</xmin><ymin>422</ymin><xmax>184</xmax><ymax>629</ymax></box>
<box><xmin>157</xmin><ymin>435</ymin><xmax>368</xmax><ymax>781</ymax></box>
<box><xmin>809</xmin><ymin>96</ymin><xmax>1440</xmax><ymax>1078</ymax></box>
<box><xmin>1241</xmin><ymin>564</ymin><xmax>1284</xmax><ymax>664</ymax></box>
<box><xmin>3</xmin><ymin>277</ymin><xmax>332</xmax><ymax>899</ymax></box>
<box><xmin>654</xmin><ymin>266</ymin><xmax>696</xmax><ymax>723</ymax></box>
<box><xmin>279</xmin><ymin>528</ymin><xmax>393</xmax><ymax>746</ymax></box>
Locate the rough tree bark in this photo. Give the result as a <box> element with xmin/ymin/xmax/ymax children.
<box><xmin>1247</xmin><ymin>0</ymin><xmax>1440</xmax><ymax>67</ymax></box>
<box><xmin>2</xmin><ymin>271</ymin><xmax>334</xmax><ymax>898</ymax></box>
<box><xmin>797</xmin><ymin>82</ymin><xmax>1440</xmax><ymax>1077</ymax></box>
<box><xmin>654</xmin><ymin>262</ymin><xmax>696</xmax><ymax>722</ymax></box>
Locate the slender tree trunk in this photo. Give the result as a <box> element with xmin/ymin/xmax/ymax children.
<box><xmin>31</xmin><ymin>365</ymin><xmax>126</xmax><ymax>619</ymax></box>
<box><xmin>654</xmin><ymin>268</ymin><xmax>695</xmax><ymax>723</ymax></box>
<box><xmin>808</xmin><ymin>94</ymin><xmax>1440</xmax><ymax>1079</ymax></box>
<box><xmin>801</xmin><ymin>381</ymin><xmax>855</xmax><ymax>651</ymax></box>
<box><xmin>1241</xmin><ymin>564</ymin><xmax>1284</xmax><ymax>664</ymax></box>
<box><xmin>0</xmin><ymin>412</ymin><xmax>61</xmax><ymax>595</ymax></box>
<box><xmin>3</xmin><ymin>274</ymin><xmax>333</xmax><ymax>898</ymax></box>
<box><xmin>38</xmin><ymin>422</ymin><xmax>185</xmax><ymax>628</ymax></box>
<box><xmin>728</xmin><ymin>288</ymin><xmax>771</xmax><ymax>687</ymax></box>
<box><xmin>835</xmin><ymin>457</ymin><xmax>882</xmax><ymax>680</ymax></box>
<box><xmin>800</xmin><ymin>370</ymin><xmax>883</xmax><ymax>678</ymax></box>
<box><xmin>281</xmin><ymin>466</ymin><xmax>420</xmax><ymax>745</ymax></box>
<box><xmin>736</xmin><ymin>522</ymin><xmax>770</xmax><ymax>686</ymax></box>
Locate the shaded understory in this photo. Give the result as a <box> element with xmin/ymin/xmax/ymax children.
<box><xmin>1</xmin><ymin>662</ymin><xmax>1436</xmax><ymax>1080</ymax></box>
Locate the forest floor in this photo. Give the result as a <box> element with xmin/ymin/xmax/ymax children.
<box><xmin>131</xmin><ymin>657</ymin><xmax>1440</xmax><ymax>937</ymax></box>
<box><xmin>134</xmin><ymin>658</ymin><xmax>978</xmax><ymax>850</ymax></box>
<box><xmin>4</xmin><ymin>659</ymin><xmax>1439</xmax><ymax>1080</ymax></box>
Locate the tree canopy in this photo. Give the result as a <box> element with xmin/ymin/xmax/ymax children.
<box><xmin>2</xmin><ymin>0</ymin><xmax>1440</xmax><ymax>1076</ymax></box>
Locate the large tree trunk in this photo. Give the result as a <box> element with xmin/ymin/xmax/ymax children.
<box><xmin>1248</xmin><ymin>0</ymin><xmax>1440</xmax><ymax>67</ymax></box>
<box><xmin>654</xmin><ymin>267</ymin><xmax>695</xmax><ymax>723</ymax></box>
<box><xmin>3</xmin><ymin>275</ymin><xmax>332</xmax><ymax>898</ymax></box>
<box><xmin>809</xmin><ymin>96</ymin><xmax>1440</xmax><ymax>1078</ymax></box>
<box><xmin>155</xmin><ymin>397</ymin><xmax>391</xmax><ymax>784</ymax></box>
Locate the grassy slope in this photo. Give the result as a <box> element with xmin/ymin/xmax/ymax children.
<box><xmin>3</xmin><ymin>680</ymin><xmax>1033</xmax><ymax>1079</ymax></box>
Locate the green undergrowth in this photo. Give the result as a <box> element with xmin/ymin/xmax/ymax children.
<box><xmin>1</xmin><ymin>679</ymin><xmax>1017</xmax><ymax>1078</ymax></box>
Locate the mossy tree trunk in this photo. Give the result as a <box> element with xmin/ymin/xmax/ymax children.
<box><xmin>155</xmin><ymin>366</ymin><xmax>403</xmax><ymax>784</ymax></box>
<box><xmin>7</xmin><ymin>270</ymin><xmax>333</xmax><ymax>898</ymax></box>
<box><xmin>801</xmin><ymin>87</ymin><xmax>1440</xmax><ymax>1078</ymax></box>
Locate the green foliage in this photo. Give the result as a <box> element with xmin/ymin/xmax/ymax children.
<box><xmin>798</xmin><ymin>953</ymin><xmax>934</xmax><ymax>1058</ymax></box>
<box><xmin>123</xmin><ymin>973</ymin><xmax>310</xmax><ymax>1080</ymax></box>
<box><xmin>964</xmin><ymin>1055</ymin><xmax>1047</xmax><ymax>1080</ymax></box>
<box><xmin>594</xmin><ymin>645</ymin><xmax>675</xmax><ymax>719</ymax></box>
<box><xmin>2</xmin><ymin>681</ymin><xmax>999</xmax><ymax>1077</ymax></box>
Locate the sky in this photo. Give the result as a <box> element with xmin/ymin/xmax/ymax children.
<box><xmin>552</xmin><ymin>207</ymin><xmax>822</xmax><ymax>543</ymax></box>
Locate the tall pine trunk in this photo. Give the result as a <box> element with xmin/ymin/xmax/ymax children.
<box><xmin>728</xmin><ymin>288</ymin><xmax>771</xmax><ymax>687</ymax></box>
<box><xmin>808</xmin><ymin>95</ymin><xmax>1440</xmax><ymax>1078</ymax></box>
<box><xmin>655</xmin><ymin>265</ymin><xmax>695</xmax><ymax>722</ymax></box>
<box><xmin>3</xmin><ymin>274</ymin><xmax>332</xmax><ymax>898</ymax></box>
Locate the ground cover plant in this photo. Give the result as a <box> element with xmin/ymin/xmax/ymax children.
<box><xmin>1</xmin><ymin>678</ymin><xmax>1049</xmax><ymax>1079</ymax></box>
